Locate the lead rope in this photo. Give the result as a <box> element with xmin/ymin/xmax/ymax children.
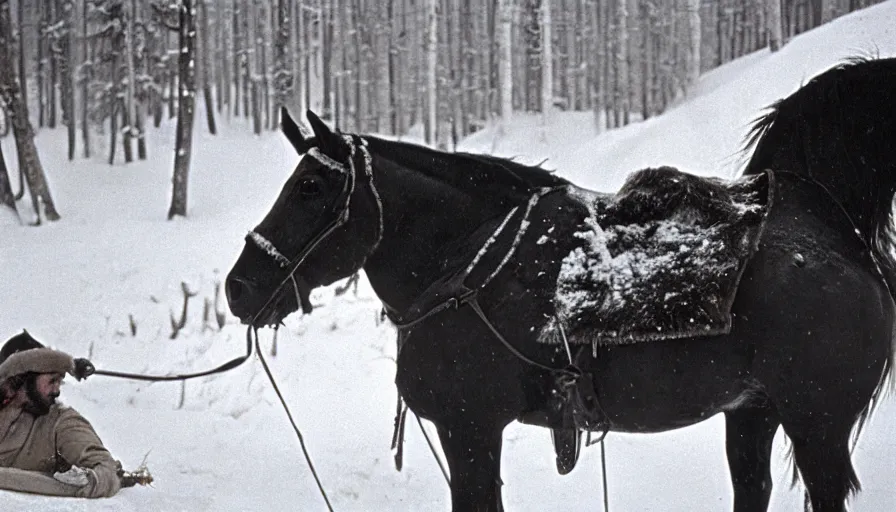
<box><xmin>415</xmin><ymin>414</ymin><xmax>451</xmax><ymax>484</ymax></box>
<box><xmin>253</xmin><ymin>326</ymin><xmax>335</xmax><ymax>512</ymax></box>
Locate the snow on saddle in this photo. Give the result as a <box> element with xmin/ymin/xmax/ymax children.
<box><xmin>541</xmin><ymin>166</ymin><xmax>774</xmax><ymax>345</ymax></box>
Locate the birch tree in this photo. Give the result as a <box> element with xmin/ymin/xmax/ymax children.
<box><xmin>167</xmin><ymin>0</ymin><xmax>196</xmax><ymax>219</ymax></box>
<box><xmin>685</xmin><ymin>0</ymin><xmax>701</xmax><ymax>93</ymax></box>
<box><xmin>124</xmin><ymin>0</ymin><xmax>137</xmax><ymax>161</ymax></box>
<box><xmin>198</xmin><ymin>0</ymin><xmax>216</xmax><ymax>133</ymax></box>
<box><xmin>498</xmin><ymin>0</ymin><xmax>513</xmax><ymax>122</ymax></box>
<box><xmin>542</xmin><ymin>0</ymin><xmax>553</xmax><ymax>117</ymax></box>
<box><xmin>273</xmin><ymin>0</ymin><xmax>292</xmax><ymax>125</ymax></box>
<box><xmin>611</xmin><ymin>0</ymin><xmax>629</xmax><ymax>127</ymax></box>
<box><xmin>423</xmin><ymin>0</ymin><xmax>437</xmax><ymax>144</ymax></box>
<box><xmin>768</xmin><ymin>0</ymin><xmax>784</xmax><ymax>51</ymax></box>
<box><xmin>79</xmin><ymin>0</ymin><xmax>90</xmax><ymax>157</ymax></box>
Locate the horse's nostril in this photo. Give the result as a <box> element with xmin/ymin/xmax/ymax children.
<box><xmin>226</xmin><ymin>276</ymin><xmax>247</xmax><ymax>304</ymax></box>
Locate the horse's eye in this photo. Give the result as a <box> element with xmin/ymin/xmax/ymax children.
<box><xmin>299</xmin><ymin>179</ymin><xmax>322</xmax><ymax>198</ymax></box>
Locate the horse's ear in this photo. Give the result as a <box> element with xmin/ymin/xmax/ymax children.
<box><xmin>305</xmin><ymin>110</ymin><xmax>344</xmax><ymax>158</ymax></box>
<box><xmin>280</xmin><ymin>107</ymin><xmax>315</xmax><ymax>154</ymax></box>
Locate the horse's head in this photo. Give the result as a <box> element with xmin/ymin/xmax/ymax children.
<box><xmin>226</xmin><ymin>109</ymin><xmax>382</xmax><ymax>327</ymax></box>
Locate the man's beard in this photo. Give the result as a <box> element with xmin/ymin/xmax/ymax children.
<box><xmin>23</xmin><ymin>378</ymin><xmax>57</xmax><ymax>417</ymax></box>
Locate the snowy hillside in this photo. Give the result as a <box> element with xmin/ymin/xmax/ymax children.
<box><xmin>2</xmin><ymin>2</ymin><xmax>896</xmax><ymax>511</ymax></box>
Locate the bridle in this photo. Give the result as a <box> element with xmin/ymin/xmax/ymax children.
<box><xmin>245</xmin><ymin>135</ymin><xmax>384</xmax><ymax>325</ymax></box>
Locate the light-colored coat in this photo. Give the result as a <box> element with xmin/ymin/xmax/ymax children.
<box><xmin>0</xmin><ymin>402</ymin><xmax>120</xmax><ymax>498</ymax></box>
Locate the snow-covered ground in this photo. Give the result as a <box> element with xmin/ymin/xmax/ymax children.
<box><xmin>2</xmin><ymin>3</ymin><xmax>896</xmax><ymax>510</ymax></box>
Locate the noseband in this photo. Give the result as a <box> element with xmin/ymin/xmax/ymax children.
<box><xmin>245</xmin><ymin>136</ymin><xmax>383</xmax><ymax>325</ymax></box>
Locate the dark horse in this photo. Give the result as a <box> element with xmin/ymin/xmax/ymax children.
<box><xmin>225</xmin><ymin>58</ymin><xmax>895</xmax><ymax>512</ymax></box>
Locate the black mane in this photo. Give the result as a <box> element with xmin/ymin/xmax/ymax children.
<box><xmin>361</xmin><ymin>135</ymin><xmax>570</xmax><ymax>205</ymax></box>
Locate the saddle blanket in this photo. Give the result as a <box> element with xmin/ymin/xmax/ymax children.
<box><xmin>540</xmin><ymin>167</ymin><xmax>774</xmax><ymax>345</ymax></box>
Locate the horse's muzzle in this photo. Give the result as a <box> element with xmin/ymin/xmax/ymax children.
<box><xmin>226</xmin><ymin>272</ymin><xmax>313</xmax><ymax>326</ymax></box>
<box><xmin>224</xmin><ymin>274</ymin><xmax>258</xmax><ymax>324</ymax></box>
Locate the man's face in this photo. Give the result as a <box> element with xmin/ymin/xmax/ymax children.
<box><xmin>24</xmin><ymin>372</ymin><xmax>63</xmax><ymax>416</ymax></box>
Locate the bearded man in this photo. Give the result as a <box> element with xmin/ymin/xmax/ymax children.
<box><xmin>0</xmin><ymin>330</ymin><xmax>121</xmax><ymax>498</ymax></box>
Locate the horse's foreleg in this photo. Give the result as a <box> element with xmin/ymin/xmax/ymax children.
<box><xmin>436</xmin><ymin>422</ymin><xmax>505</xmax><ymax>512</ymax></box>
<box><xmin>724</xmin><ymin>407</ymin><xmax>779</xmax><ymax>512</ymax></box>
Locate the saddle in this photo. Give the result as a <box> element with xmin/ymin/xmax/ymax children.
<box><xmin>541</xmin><ymin>167</ymin><xmax>774</xmax><ymax>346</ymax></box>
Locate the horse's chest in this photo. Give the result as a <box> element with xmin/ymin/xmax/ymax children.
<box><xmin>393</xmin><ymin>316</ymin><xmax>530</xmax><ymax>424</ymax></box>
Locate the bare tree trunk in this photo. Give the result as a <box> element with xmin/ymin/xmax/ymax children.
<box><xmin>219</xmin><ymin>0</ymin><xmax>230</xmax><ymax>115</ymax></box>
<box><xmin>17</xmin><ymin>0</ymin><xmax>26</xmax><ymax>120</ymax></box>
<box><xmin>199</xmin><ymin>0</ymin><xmax>217</xmax><ymax>134</ymax></box>
<box><xmin>424</xmin><ymin>0</ymin><xmax>436</xmax><ymax>144</ymax></box>
<box><xmin>59</xmin><ymin>0</ymin><xmax>76</xmax><ymax>161</ymax></box>
<box><xmin>293</xmin><ymin>0</ymin><xmax>307</xmax><ymax>114</ymax></box>
<box><xmin>80</xmin><ymin>0</ymin><xmax>90</xmax><ymax>157</ymax></box>
<box><xmin>37</xmin><ymin>0</ymin><xmax>46</xmax><ymax>128</ymax></box>
<box><xmin>373</xmin><ymin>1</ymin><xmax>390</xmax><ymax>133</ymax></box>
<box><xmin>542</xmin><ymin>0</ymin><xmax>553</xmax><ymax>116</ymax></box>
<box><xmin>256</xmin><ymin>0</ymin><xmax>270</xmax><ymax>132</ymax></box>
<box><xmin>168</xmin><ymin>0</ymin><xmax>196</xmax><ymax>220</ymax></box>
<box><xmin>108</xmin><ymin>54</ymin><xmax>119</xmax><ymax>165</ymax></box>
<box><xmin>0</xmin><ymin>140</ymin><xmax>19</xmax><ymax>220</ymax></box>
<box><xmin>639</xmin><ymin>0</ymin><xmax>650</xmax><ymax>119</ymax></box>
<box><xmin>266</xmin><ymin>1</ymin><xmax>277</xmax><ymax>130</ymax></box>
<box><xmin>768</xmin><ymin>0</ymin><xmax>784</xmax><ymax>51</ymax></box>
<box><xmin>685</xmin><ymin>0</ymin><xmax>701</xmax><ymax>94</ymax></box>
<box><xmin>0</xmin><ymin>0</ymin><xmax>60</xmax><ymax>223</ymax></box>
<box><xmin>350</xmin><ymin>0</ymin><xmax>363</xmax><ymax>133</ymax></box>
<box><xmin>332</xmin><ymin>0</ymin><xmax>342</xmax><ymax>129</ymax></box>
<box><xmin>122</xmin><ymin>0</ymin><xmax>136</xmax><ymax>163</ymax></box>
<box><xmin>390</xmin><ymin>0</ymin><xmax>403</xmax><ymax>133</ymax></box>
<box><xmin>248</xmin><ymin>0</ymin><xmax>261</xmax><ymax>134</ymax></box>
<box><xmin>215</xmin><ymin>0</ymin><xmax>223</xmax><ymax>113</ymax></box>
<box><xmin>446</xmin><ymin>0</ymin><xmax>463</xmax><ymax>144</ymax></box>
<box><xmin>273</xmin><ymin>0</ymin><xmax>292</xmax><ymax>123</ymax></box>
<box><xmin>133</xmin><ymin>0</ymin><xmax>146</xmax><ymax>160</ymax></box>
<box><xmin>321</xmin><ymin>0</ymin><xmax>332</xmax><ymax>118</ymax></box>
<box><xmin>233</xmin><ymin>0</ymin><xmax>241</xmax><ymax>117</ymax></box>
<box><xmin>135</xmin><ymin>99</ymin><xmax>146</xmax><ymax>159</ymax></box>
<box><xmin>498</xmin><ymin>0</ymin><xmax>513</xmax><ymax>122</ymax></box>
<box><xmin>47</xmin><ymin>0</ymin><xmax>58</xmax><ymax>129</ymax></box>
<box><xmin>168</xmin><ymin>32</ymin><xmax>177</xmax><ymax>118</ymax></box>
<box><xmin>121</xmin><ymin>100</ymin><xmax>134</xmax><ymax>163</ymax></box>
<box><xmin>590</xmin><ymin>0</ymin><xmax>604</xmax><ymax>132</ymax></box>
<box><xmin>612</xmin><ymin>0</ymin><xmax>629</xmax><ymax>127</ymax></box>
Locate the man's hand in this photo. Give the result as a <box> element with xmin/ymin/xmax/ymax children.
<box><xmin>53</xmin><ymin>466</ymin><xmax>93</xmax><ymax>487</ymax></box>
<box><xmin>72</xmin><ymin>358</ymin><xmax>96</xmax><ymax>381</ymax></box>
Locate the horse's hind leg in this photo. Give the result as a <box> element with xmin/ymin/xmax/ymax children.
<box><xmin>437</xmin><ymin>422</ymin><xmax>505</xmax><ymax>512</ymax></box>
<box><xmin>782</xmin><ymin>425</ymin><xmax>858</xmax><ymax>512</ymax></box>
<box><xmin>725</xmin><ymin>407</ymin><xmax>780</xmax><ymax>512</ymax></box>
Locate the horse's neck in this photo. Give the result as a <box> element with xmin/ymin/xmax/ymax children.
<box><xmin>362</xmin><ymin>167</ymin><xmax>505</xmax><ymax>312</ymax></box>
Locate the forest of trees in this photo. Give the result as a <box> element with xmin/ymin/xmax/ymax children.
<box><xmin>0</xmin><ymin>0</ymin><xmax>885</xmax><ymax>224</ymax></box>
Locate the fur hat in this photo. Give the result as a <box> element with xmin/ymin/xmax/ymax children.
<box><xmin>0</xmin><ymin>330</ymin><xmax>75</xmax><ymax>382</ymax></box>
